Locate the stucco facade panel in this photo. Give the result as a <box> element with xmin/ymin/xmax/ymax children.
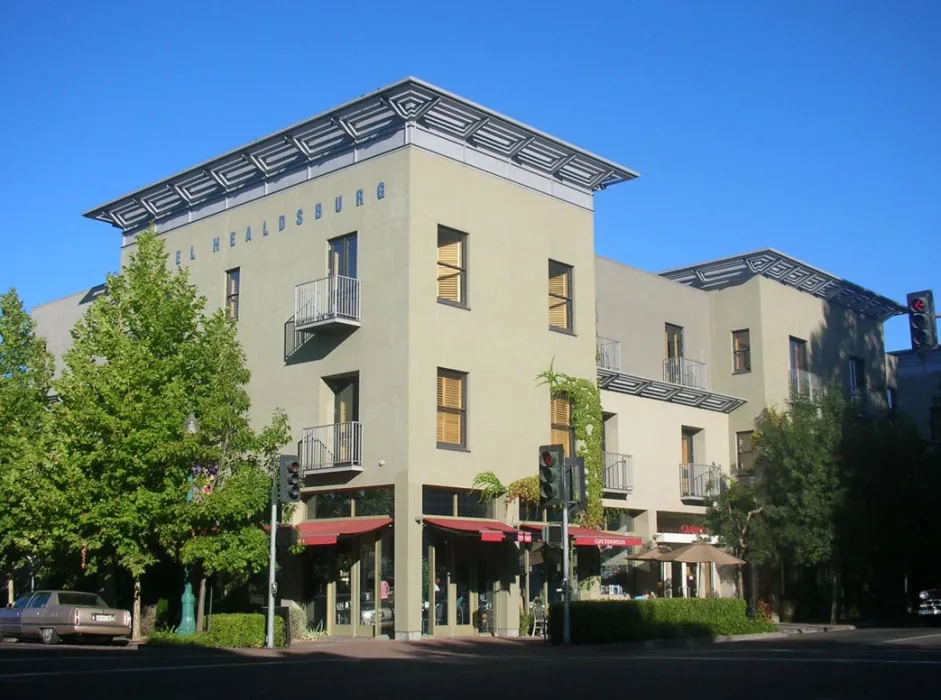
<box><xmin>120</xmin><ymin>150</ymin><xmax>412</xmax><ymax>490</ymax></box>
<box><xmin>595</xmin><ymin>257</ymin><xmax>712</xmax><ymax>385</ymax></box>
<box><xmin>406</xmin><ymin>148</ymin><xmax>598</xmax><ymax>491</ymax></box>
<box><xmin>600</xmin><ymin>390</ymin><xmax>730</xmax><ymax>540</ymax></box>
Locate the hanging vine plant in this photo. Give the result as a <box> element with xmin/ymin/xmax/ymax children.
<box><xmin>471</xmin><ymin>361</ymin><xmax>604</xmax><ymax>529</ymax></box>
<box><xmin>537</xmin><ymin>361</ymin><xmax>604</xmax><ymax>529</ymax></box>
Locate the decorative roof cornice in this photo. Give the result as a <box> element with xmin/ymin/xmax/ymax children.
<box><xmin>84</xmin><ymin>77</ymin><xmax>639</xmax><ymax>231</ymax></box>
<box><xmin>659</xmin><ymin>248</ymin><xmax>906</xmax><ymax>323</ymax></box>
<box><xmin>598</xmin><ymin>368</ymin><xmax>746</xmax><ymax>414</ymax></box>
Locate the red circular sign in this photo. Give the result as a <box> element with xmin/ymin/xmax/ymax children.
<box><xmin>912</xmin><ymin>298</ymin><xmax>927</xmax><ymax>313</ymax></box>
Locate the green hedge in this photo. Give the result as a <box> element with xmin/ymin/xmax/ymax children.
<box><xmin>548</xmin><ymin>598</ymin><xmax>775</xmax><ymax>645</ymax></box>
<box><xmin>147</xmin><ymin>614</ymin><xmax>285</xmax><ymax>649</ymax></box>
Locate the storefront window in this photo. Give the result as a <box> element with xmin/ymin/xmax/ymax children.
<box><xmin>457</xmin><ymin>491</ymin><xmax>493</xmax><ymax>519</ymax></box>
<box><xmin>305</xmin><ymin>547</ymin><xmax>329</xmax><ymax>632</ymax></box>
<box><xmin>335</xmin><ymin>540</ymin><xmax>353</xmax><ymax>626</ymax></box>
<box><xmin>359</xmin><ymin>540</ymin><xmax>376</xmax><ymax>629</ymax></box>
<box><xmin>379</xmin><ymin>529</ymin><xmax>394</xmax><ymax>636</ymax></box>
<box><xmin>306</xmin><ymin>491</ymin><xmax>352</xmax><ymax>520</ymax></box>
<box><xmin>423</xmin><ymin>486</ymin><xmax>455</xmax><ymax>516</ymax></box>
<box><xmin>355</xmin><ymin>487</ymin><xmax>394</xmax><ymax>516</ymax></box>
<box><xmin>519</xmin><ymin>501</ymin><xmax>542</xmax><ymax>522</ymax></box>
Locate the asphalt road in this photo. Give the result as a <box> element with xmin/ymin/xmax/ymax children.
<box><xmin>2</xmin><ymin>626</ymin><xmax>941</xmax><ymax>700</ymax></box>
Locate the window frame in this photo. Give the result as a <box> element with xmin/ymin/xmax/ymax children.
<box><xmin>437</xmin><ymin>226</ymin><xmax>468</xmax><ymax>308</ymax></box>
<box><xmin>731</xmin><ymin>329</ymin><xmax>751</xmax><ymax>374</ymax></box>
<box><xmin>548</xmin><ymin>260</ymin><xmax>574</xmax><ymax>334</ymax></box>
<box><xmin>736</xmin><ymin>430</ymin><xmax>756</xmax><ymax>473</ymax></box>
<box><xmin>225</xmin><ymin>267</ymin><xmax>241</xmax><ymax>321</ymax></box>
<box><xmin>665</xmin><ymin>323</ymin><xmax>684</xmax><ymax>359</ymax></box>
<box><xmin>550</xmin><ymin>395</ymin><xmax>575</xmax><ymax>458</ymax></box>
<box><xmin>848</xmin><ymin>356</ymin><xmax>865</xmax><ymax>400</ymax></box>
<box><xmin>436</xmin><ymin>368</ymin><xmax>468</xmax><ymax>449</ymax></box>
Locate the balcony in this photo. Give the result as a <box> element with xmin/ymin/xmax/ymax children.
<box><xmin>603</xmin><ymin>452</ymin><xmax>633</xmax><ymax>494</ymax></box>
<box><xmin>597</xmin><ymin>337</ymin><xmax>621</xmax><ymax>372</ymax></box>
<box><xmin>679</xmin><ymin>463</ymin><xmax>724</xmax><ymax>503</ymax></box>
<box><xmin>295</xmin><ymin>275</ymin><xmax>361</xmax><ymax>333</ymax></box>
<box><xmin>663</xmin><ymin>357</ymin><xmax>708</xmax><ymax>390</ymax></box>
<box><xmin>789</xmin><ymin>369</ymin><xmax>823</xmax><ymax>400</ymax></box>
<box><xmin>299</xmin><ymin>422</ymin><xmax>364</xmax><ymax>474</ymax></box>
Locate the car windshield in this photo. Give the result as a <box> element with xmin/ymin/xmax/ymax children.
<box><xmin>57</xmin><ymin>592</ymin><xmax>109</xmax><ymax>607</ymax></box>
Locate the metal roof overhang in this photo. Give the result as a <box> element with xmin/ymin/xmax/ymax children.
<box><xmin>83</xmin><ymin>77</ymin><xmax>639</xmax><ymax>231</ymax></box>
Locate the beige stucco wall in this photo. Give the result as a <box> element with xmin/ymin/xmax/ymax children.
<box><xmin>31</xmin><ymin>285</ymin><xmax>106</xmax><ymax>379</ymax></box>
<box><xmin>600</xmin><ymin>390</ymin><xmax>730</xmax><ymax>541</ymax></box>
<box><xmin>708</xmin><ymin>276</ymin><xmax>888</xmax><ymax>466</ymax></box>
<box><xmin>120</xmin><ymin>148</ymin><xmax>412</xmax><ymax>492</ymax></box>
<box><xmin>595</xmin><ymin>257</ymin><xmax>712</xmax><ymax>385</ymax></box>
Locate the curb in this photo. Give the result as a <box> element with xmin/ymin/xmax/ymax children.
<box><xmin>776</xmin><ymin>624</ymin><xmax>857</xmax><ymax>635</ymax></box>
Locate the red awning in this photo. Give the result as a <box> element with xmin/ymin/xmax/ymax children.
<box><xmin>521</xmin><ymin>524</ymin><xmax>642</xmax><ymax>548</ymax></box>
<box><xmin>295</xmin><ymin>517</ymin><xmax>393</xmax><ymax>546</ymax></box>
<box><xmin>423</xmin><ymin>517</ymin><xmax>532</xmax><ymax>543</ymax></box>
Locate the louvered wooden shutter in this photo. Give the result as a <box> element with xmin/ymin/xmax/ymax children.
<box><xmin>436</xmin><ymin>374</ymin><xmax>463</xmax><ymax>444</ymax></box>
<box><xmin>437</xmin><ymin>238</ymin><xmax>462</xmax><ymax>303</ymax></box>
<box><xmin>548</xmin><ymin>269</ymin><xmax>569</xmax><ymax>328</ymax></box>
<box><xmin>550</xmin><ymin>397</ymin><xmax>571</xmax><ymax>457</ymax></box>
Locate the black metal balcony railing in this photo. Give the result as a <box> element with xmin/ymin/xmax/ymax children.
<box><xmin>295</xmin><ymin>275</ymin><xmax>361</xmax><ymax>331</ymax></box>
<box><xmin>299</xmin><ymin>422</ymin><xmax>363</xmax><ymax>473</ymax></box>
<box><xmin>603</xmin><ymin>452</ymin><xmax>633</xmax><ymax>493</ymax></box>
<box><xmin>663</xmin><ymin>357</ymin><xmax>708</xmax><ymax>390</ymax></box>
<box><xmin>596</xmin><ymin>337</ymin><xmax>621</xmax><ymax>372</ymax></box>
<box><xmin>679</xmin><ymin>463</ymin><xmax>724</xmax><ymax>501</ymax></box>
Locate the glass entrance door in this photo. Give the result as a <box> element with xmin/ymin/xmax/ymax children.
<box><xmin>428</xmin><ymin>536</ymin><xmax>499</xmax><ymax>637</ymax></box>
<box><xmin>329</xmin><ymin>535</ymin><xmax>378</xmax><ymax>638</ymax></box>
<box><xmin>328</xmin><ymin>233</ymin><xmax>357</xmax><ymax>279</ymax></box>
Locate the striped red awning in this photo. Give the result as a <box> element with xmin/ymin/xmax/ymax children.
<box><xmin>423</xmin><ymin>517</ymin><xmax>532</xmax><ymax>543</ymax></box>
<box><xmin>295</xmin><ymin>516</ymin><xmax>393</xmax><ymax>546</ymax></box>
<box><xmin>522</xmin><ymin>524</ymin><xmax>642</xmax><ymax>548</ymax></box>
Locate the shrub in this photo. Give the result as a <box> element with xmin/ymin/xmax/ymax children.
<box><xmin>147</xmin><ymin>613</ymin><xmax>285</xmax><ymax>648</ymax></box>
<box><xmin>548</xmin><ymin>598</ymin><xmax>775</xmax><ymax>645</ymax></box>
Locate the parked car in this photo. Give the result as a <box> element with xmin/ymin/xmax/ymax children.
<box><xmin>0</xmin><ymin>590</ymin><xmax>131</xmax><ymax>644</ymax></box>
<box><xmin>917</xmin><ymin>587</ymin><xmax>941</xmax><ymax>624</ymax></box>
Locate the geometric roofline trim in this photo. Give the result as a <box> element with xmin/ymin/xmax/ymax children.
<box><xmin>83</xmin><ymin>76</ymin><xmax>640</xmax><ymax>232</ymax></box>
<box><xmin>658</xmin><ymin>248</ymin><xmax>907</xmax><ymax>323</ymax></box>
<box><xmin>598</xmin><ymin>368</ymin><xmax>747</xmax><ymax>414</ymax></box>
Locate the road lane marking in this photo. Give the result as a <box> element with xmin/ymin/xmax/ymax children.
<box><xmin>0</xmin><ymin>656</ymin><xmax>362</xmax><ymax>680</ymax></box>
<box><xmin>0</xmin><ymin>655</ymin><xmax>137</xmax><ymax>664</ymax></box>
<box><xmin>875</xmin><ymin>632</ymin><xmax>941</xmax><ymax>645</ymax></box>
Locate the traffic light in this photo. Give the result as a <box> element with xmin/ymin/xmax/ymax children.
<box><xmin>567</xmin><ymin>456</ymin><xmax>587</xmax><ymax>513</ymax></box>
<box><xmin>279</xmin><ymin>455</ymin><xmax>301</xmax><ymax>504</ymax></box>
<box><xmin>907</xmin><ymin>290</ymin><xmax>937</xmax><ymax>352</ymax></box>
<box><xmin>538</xmin><ymin>444</ymin><xmax>565</xmax><ymax>508</ymax></box>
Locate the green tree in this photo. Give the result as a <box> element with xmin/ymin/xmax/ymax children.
<box><xmin>753</xmin><ymin>387</ymin><xmax>846</xmax><ymax>622</ymax></box>
<box><xmin>55</xmin><ymin>228</ymin><xmax>288</xmax><ymax>639</ymax></box>
<box><xmin>705</xmin><ymin>479</ymin><xmax>774</xmax><ymax>596</ymax></box>
<box><xmin>0</xmin><ymin>289</ymin><xmax>73</xmax><ymax>594</ymax></box>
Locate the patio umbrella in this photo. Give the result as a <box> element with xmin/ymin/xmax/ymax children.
<box><xmin>666</xmin><ymin>541</ymin><xmax>745</xmax><ymax>566</ymax></box>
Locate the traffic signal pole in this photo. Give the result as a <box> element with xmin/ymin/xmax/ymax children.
<box><xmin>265</xmin><ymin>473</ymin><xmax>277</xmax><ymax>649</ymax></box>
<box><xmin>561</xmin><ymin>464</ymin><xmax>571</xmax><ymax>647</ymax></box>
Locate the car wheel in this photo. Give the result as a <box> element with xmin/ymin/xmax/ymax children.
<box><xmin>40</xmin><ymin>628</ymin><xmax>60</xmax><ymax>645</ymax></box>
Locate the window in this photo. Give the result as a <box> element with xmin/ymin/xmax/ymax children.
<box><xmin>437</xmin><ymin>226</ymin><xmax>466</xmax><ymax>306</ymax></box>
<box><xmin>789</xmin><ymin>337</ymin><xmax>807</xmax><ymax>371</ymax></box>
<box><xmin>887</xmin><ymin>387</ymin><xmax>897</xmax><ymax>412</ymax></box>
<box><xmin>548</xmin><ymin>260</ymin><xmax>573</xmax><ymax>332</ymax></box>
<box><xmin>437</xmin><ymin>369</ymin><xmax>466</xmax><ymax>448</ymax></box>
<box><xmin>225</xmin><ymin>268</ymin><xmax>240</xmax><ymax>321</ymax></box>
<box><xmin>848</xmin><ymin>356</ymin><xmax>865</xmax><ymax>400</ymax></box>
<box><xmin>422</xmin><ymin>487</ymin><xmax>493</xmax><ymax>519</ymax></box>
<box><xmin>329</xmin><ymin>233</ymin><xmax>358</xmax><ymax>278</ymax></box>
<box><xmin>732</xmin><ymin>329</ymin><xmax>751</xmax><ymax>373</ymax></box>
<box><xmin>680</xmin><ymin>428</ymin><xmax>696</xmax><ymax>464</ymax></box>
<box><xmin>551</xmin><ymin>396</ymin><xmax>575</xmax><ymax>458</ymax></box>
<box><xmin>736</xmin><ymin>431</ymin><xmax>756</xmax><ymax>473</ymax></box>
<box><xmin>665</xmin><ymin>324</ymin><xmax>684</xmax><ymax>359</ymax></box>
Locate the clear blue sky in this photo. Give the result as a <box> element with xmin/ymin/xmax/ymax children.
<box><xmin>1</xmin><ymin>0</ymin><xmax>938</xmax><ymax>352</ymax></box>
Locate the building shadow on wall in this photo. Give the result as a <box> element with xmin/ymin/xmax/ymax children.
<box><xmin>283</xmin><ymin>316</ymin><xmax>349</xmax><ymax>365</ymax></box>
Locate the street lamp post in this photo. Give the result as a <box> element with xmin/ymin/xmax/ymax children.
<box><xmin>745</xmin><ymin>559</ymin><xmax>757</xmax><ymax>619</ymax></box>
<box><xmin>177</xmin><ymin>413</ymin><xmax>199</xmax><ymax>637</ymax></box>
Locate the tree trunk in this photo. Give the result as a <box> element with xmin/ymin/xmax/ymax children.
<box><xmin>736</xmin><ymin>566</ymin><xmax>744</xmax><ymax>599</ymax></box>
<box><xmin>132</xmin><ymin>578</ymin><xmax>142</xmax><ymax>641</ymax></box>
<box><xmin>830</xmin><ymin>564</ymin><xmax>841</xmax><ymax>625</ymax></box>
<box><xmin>196</xmin><ymin>575</ymin><xmax>207</xmax><ymax>633</ymax></box>
<box><xmin>6</xmin><ymin>577</ymin><xmax>13</xmax><ymax>606</ymax></box>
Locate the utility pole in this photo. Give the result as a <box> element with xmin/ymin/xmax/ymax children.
<box><xmin>561</xmin><ymin>462</ymin><xmax>571</xmax><ymax>647</ymax></box>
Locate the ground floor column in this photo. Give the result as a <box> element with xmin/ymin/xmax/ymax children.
<box><xmin>495</xmin><ymin>544</ymin><xmax>520</xmax><ymax>637</ymax></box>
<box><xmin>393</xmin><ymin>477</ymin><xmax>423</xmax><ymax>640</ymax></box>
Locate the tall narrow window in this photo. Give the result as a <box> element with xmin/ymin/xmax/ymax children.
<box><xmin>548</xmin><ymin>261</ymin><xmax>573</xmax><ymax>332</ymax></box>
<box><xmin>550</xmin><ymin>396</ymin><xmax>575</xmax><ymax>458</ymax></box>
<box><xmin>437</xmin><ymin>369</ymin><xmax>466</xmax><ymax>448</ymax></box>
<box><xmin>732</xmin><ymin>329</ymin><xmax>751</xmax><ymax>373</ymax></box>
<box><xmin>681</xmin><ymin>428</ymin><xmax>695</xmax><ymax>464</ymax></box>
<box><xmin>437</xmin><ymin>227</ymin><xmax>466</xmax><ymax>306</ymax></box>
<box><xmin>329</xmin><ymin>233</ymin><xmax>358</xmax><ymax>278</ymax></box>
<box><xmin>848</xmin><ymin>356</ymin><xmax>865</xmax><ymax>400</ymax></box>
<box><xmin>665</xmin><ymin>324</ymin><xmax>684</xmax><ymax>359</ymax></box>
<box><xmin>736</xmin><ymin>431</ymin><xmax>756</xmax><ymax>473</ymax></box>
<box><xmin>789</xmin><ymin>337</ymin><xmax>807</xmax><ymax>371</ymax></box>
<box><xmin>225</xmin><ymin>268</ymin><xmax>240</xmax><ymax>321</ymax></box>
